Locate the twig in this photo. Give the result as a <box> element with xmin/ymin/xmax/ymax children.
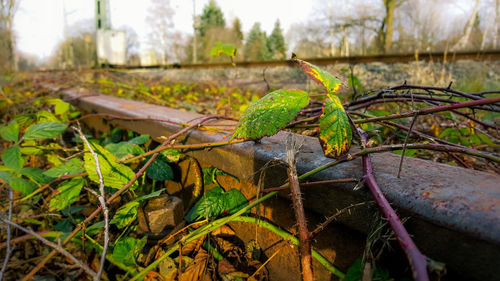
<box><xmin>72</xmin><ymin>124</ymin><xmax>109</xmax><ymax>281</ymax></box>
<box><xmin>0</xmin><ymin>218</ymin><xmax>97</xmax><ymax>279</ymax></box>
<box><xmin>358</xmin><ymin>129</ymin><xmax>429</xmax><ymax>281</ymax></box>
<box><xmin>285</xmin><ymin>135</ymin><xmax>314</xmax><ymax>281</ymax></box>
<box><xmin>262</xmin><ymin>178</ymin><xmax>358</xmax><ymax>193</ymax></box>
<box><xmin>310</xmin><ymin>202</ymin><xmax>372</xmax><ymax>238</ymax></box>
<box><xmin>0</xmin><ymin>180</ymin><xmax>14</xmax><ymax>280</ymax></box>
<box><xmin>397</xmin><ymin>114</ymin><xmax>419</xmax><ymax>178</ymax></box>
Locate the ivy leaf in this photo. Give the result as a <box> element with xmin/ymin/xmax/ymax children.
<box><xmin>112</xmin><ymin>236</ymin><xmax>147</xmax><ymax>267</ymax></box>
<box><xmin>293</xmin><ymin>55</ymin><xmax>343</xmax><ymax>94</ymax></box>
<box><xmin>232</xmin><ymin>89</ymin><xmax>310</xmax><ymax>140</ymax></box>
<box><xmin>0</xmin><ymin>121</ymin><xmax>19</xmax><ymax>142</ymax></box>
<box><xmin>84</xmin><ymin>142</ymin><xmax>138</xmax><ymax>189</ymax></box>
<box><xmin>9</xmin><ymin>177</ymin><xmax>36</xmax><ymax>195</ymax></box>
<box><xmin>2</xmin><ymin>145</ymin><xmax>24</xmax><ymax>171</ymax></box>
<box><xmin>112</xmin><ymin>201</ymin><xmax>140</xmax><ymax>229</ymax></box>
<box><xmin>146</xmin><ymin>154</ymin><xmax>174</xmax><ymax>181</ymax></box>
<box><xmin>225</xmin><ymin>188</ymin><xmax>248</xmax><ymax>214</ymax></box>
<box><xmin>23</xmin><ymin>122</ymin><xmax>67</xmax><ymax>140</ymax></box>
<box><xmin>128</xmin><ymin>134</ymin><xmax>150</xmax><ymax>145</ymax></box>
<box><xmin>185</xmin><ymin>187</ymin><xmax>226</xmax><ymax>222</ymax></box>
<box><xmin>105</xmin><ymin>142</ymin><xmax>144</xmax><ymax>159</ymax></box>
<box><xmin>319</xmin><ymin>95</ymin><xmax>352</xmax><ymax>158</ymax></box>
<box><xmin>49</xmin><ymin>177</ymin><xmax>85</xmax><ymax>211</ymax></box>
<box><xmin>44</xmin><ymin>158</ymin><xmax>84</xmax><ymax>178</ymax></box>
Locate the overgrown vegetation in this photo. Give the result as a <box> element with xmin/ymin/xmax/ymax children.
<box><xmin>0</xmin><ymin>56</ymin><xmax>499</xmax><ymax>281</ymax></box>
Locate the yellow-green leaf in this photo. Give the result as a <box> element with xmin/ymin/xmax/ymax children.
<box><xmin>232</xmin><ymin>89</ymin><xmax>310</xmax><ymax>140</ymax></box>
<box><xmin>293</xmin><ymin>55</ymin><xmax>343</xmax><ymax>94</ymax></box>
<box><xmin>84</xmin><ymin>142</ymin><xmax>137</xmax><ymax>189</ymax></box>
<box><xmin>319</xmin><ymin>95</ymin><xmax>352</xmax><ymax>158</ymax></box>
<box><xmin>49</xmin><ymin>177</ymin><xmax>84</xmax><ymax>211</ymax></box>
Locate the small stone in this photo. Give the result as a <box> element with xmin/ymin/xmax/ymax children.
<box><xmin>137</xmin><ymin>195</ymin><xmax>184</xmax><ymax>235</ymax></box>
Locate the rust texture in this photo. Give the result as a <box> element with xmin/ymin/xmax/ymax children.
<box><xmin>56</xmin><ymin>86</ymin><xmax>500</xmax><ymax>280</ymax></box>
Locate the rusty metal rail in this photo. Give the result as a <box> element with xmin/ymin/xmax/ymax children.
<box><xmin>52</xmin><ymin>85</ymin><xmax>500</xmax><ymax>280</ymax></box>
<box><xmin>110</xmin><ymin>50</ymin><xmax>500</xmax><ymax>70</ymax></box>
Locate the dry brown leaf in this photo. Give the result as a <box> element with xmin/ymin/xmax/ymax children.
<box><xmin>211</xmin><ymin>225</ymin><xmax>236</xmax><ymax>237</ymax></box>
<box><xmin>181</xmin><ymin>235</ymin><xmax>205</xmax><ymax>256</ymax></box>
<box><xmin>178</xmin><ymin>249</ymin><xmax>211</xmax><ymax>281</ymax></box>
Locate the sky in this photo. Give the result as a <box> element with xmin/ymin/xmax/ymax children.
<box><xmin>14</xmin><ymin>0</ymin><xmax>313</xmax><ymax>59</ymax></box>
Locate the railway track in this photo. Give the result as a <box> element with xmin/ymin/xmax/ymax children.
<box><xmin>111</xmin><ymin>49</ymin><xmax>500</xmax><ymax>70</ymax></box>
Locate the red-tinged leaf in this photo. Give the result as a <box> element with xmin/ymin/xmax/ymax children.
<box><xmin>319</xmin><ymin>95</ymin><xmax>352</xmax><ymax>158</ymax></box>
<box><xmin>292</xmin><ymin>54</ymin><xmax>343</xmax><ymax>94</ymax></box>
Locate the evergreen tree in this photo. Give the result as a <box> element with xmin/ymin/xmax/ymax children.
<box><xmin>198</xmin><ymin>0</ymin><xmax>225</xmax><ymax>37</ymax></box>
<box><xmin>267</xmin><ymin>20</ymin><xmax>286</xmax><ymax>59</ymax></box>
<box><xmin>244</xmin><ymin>23</ymin><xmax>271</xmax><ymax>61</ymax></box>
<box><xmin>232</xmin><ymin>17</ymin><xmax>244</xmax><ymax>43</ymax></box>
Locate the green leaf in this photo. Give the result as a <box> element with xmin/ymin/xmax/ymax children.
<box><xmin>20</xmin><ymin>167</ymin><xmax>53</xmax><ymax>184</ymax></box>
<box><xmin>43</xmin><ymin>158</ymin><xmax>84</xmax><ymax>178</ymax></box>
<box><xmin>185</xmin><ymin>187</ymin><xmax>226</xmax><ymax>222</ymax></box>
<box><xmin>202</xmin><ymin>167</ymin><xmax>239</xmax><ymax>186</ymax></box>
<box><xmin>128</xmin><ymin>134</ymin><xmax>150</xmax><ymax>145</ymax></box>
<box><xmin>55</xmin><ymin>101</ymin><xmax>71</xmax><ymax>115</ymax></box>
<box><xmin>438</xmin><ymin>128</ymin><xmax>456</xmax><ymax>139</ymax></box>
<box><xmin>23</xmin><ymin>122</ymin><xmax>67</xmax><ymax>140</ymax></box>
<box><xmin>0</xmin><ymin>171</ymin><xmax>13</xmax><ymax>183</ymax></box>
<box><xmin>477</xmin><ymin>133</ymin><xmax>494</xmax><ymax>145</ymax></box>
<box><xmin>49</xmin><ymin>177</ymin><xmax>84</xmax><ymax>211</ymax></box>
<box><xmin>14</xmin><ymin>114</ymin><xmax>36</xmax><ymax>128</ymax></box>
<box><xmin>161</xmin><ymin>149</ymin><xmax>181</xmax><ymax>163</ymax></box>
<box><xmin>293</xmin><ymin>56</ymin><xmax>343</xmax><ymax>94</ymax></box>
<box><xmin>210</xmin><ymin>42</ymin><xmax>237</xmax><ymax>57</ymax></box>
<box><xmin>112</xmin><ymin>236</ymin><xmax>147</xmax><ymax>267</ymax></box>
<box><xmin>344</xmin><ymin>257</ymin><xmax>392</xmax><ymax>281</ymax></box>
<box><xmin>37</xmin><ymin>110</ymin><xmax>60</xmax><ymax>123</ymax></box>
<box><xmin>136</xmin><ymin>189</ymin><xmax>164</xmax><ymax>201</ymax></box>
<box><xmin>232</xmin><ymin>89</ymin><xmax>310</xmax><ymax>140</ymax></box>
<box><xmin>84</xmin><ymin>142</ymin><xmax>138</xmax><ymax>189</ymax></box>
<box><xmin>9</xmin><ymin>177</ymin><xmax>36</xmax><ymax>195</ymax></box>
<box><xmin>146</xmin><ymin>154</ymin><xmax>174</xmax><ymax>181</ymax></box>
<box><xmin>2</xmin><ymin>145</ymin><xmax>24</xmax><ymax>171</ymax></box>
<box><xmin>319</xmin><ymin>95</ymin><xmax>352</xmax><ymax>157</ymax></box>
<box><xmin>105</xmin><ymin>142</ymin><xmax>144</xmax><ymax>159</ymax></box>
<box><xmin>225</xmin><ymin>188</ymin><xmax>248</xmax><ymax>214</ymax></box>
<box><xmin>112</xmin><ymin>201</ymin><xmax>140</xmax><ymax>229</ymax></box>
<box><xmin>0</xmin><ymin>121</ymin><xmax>19</xmax><ymax>142</ymax></box>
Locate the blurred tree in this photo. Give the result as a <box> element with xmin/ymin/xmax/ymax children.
<box><xmin>244</xmin><ymin>23</ymin><xmax>271</xmax><ymax>61</ymax></box>
<box><xmin>267</xmin><ymin>20</ymin><xmax>286</xmax><ymax>59</ymax></box>
<box><xmin>377</xmin><ymin>0</ymin><xmax>406</xmax><ymax>53</ymax></box>
<box><xmin>0</xmin><ymin>0</ymin><xmax>19</xmax><ymax>71</ymax></box>
<box><xmin>146</xmin><ymin>0</ymin><xmax>175</xmax><ymax>64</ymax></box>
<box><xmin>494</xmin><ymin>0</ymin><xmax>499</xmax><ymax>49</ymax></box>
<box><xmin>119</xmin><ymin>25</ymin><xmax>140</xmax><ymax>64</ymax></box>
<box><xmin>198</xmin><ymin>0</ymin><xmax>225</xmax><ymax>37</ymax></box>
<box><xmin>451</xmin><ymin>0</ymin><xmax>480</xmax><ymax>51</ymax></box>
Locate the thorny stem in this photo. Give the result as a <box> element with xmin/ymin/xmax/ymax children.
<box><xmin>286</xmin><ymin>135</ymin><xmax>314</xmax><ymax>281</ymax></box>
<box><xmin>352</xmin><ymin>96</ymin><xmax>500</xmax><ymax>124</ymax></box>
<box><xmin>397</xmin><ymin>114</ymin><xmax>418</xmax><ymax>178</ymax></box>
<box><xmin>359</xmin><ymin>129</ymin><xmax>429</xmax><ymax>281</ymax></box>
<box><xmin>1</xmin><ymin>218</ymin><xmax>97</xmax><ymax>279</ymax></box>
<box><xmin>310</xmin><ymin>202</ymin><xmax>372</xmax><ymax>238</ymax></box>
<box><xmin>73</xmin><ymin>125</ymin><xmax>109</xmax><ymax>281</ymax></box>
<box><xmin>22</xmin><ymin>115</ymin><xmax>234</xmax><ymax>280</ymax></box>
